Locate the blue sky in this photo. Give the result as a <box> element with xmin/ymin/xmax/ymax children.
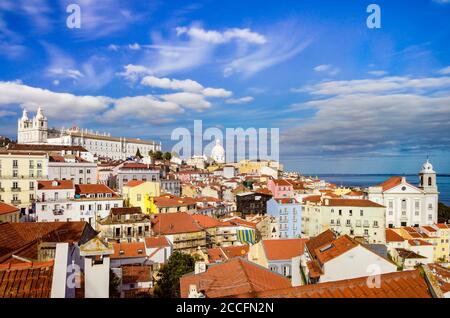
<box><xmin>0</xmin><ymin>0</ymin><xmax>449</xmax><ymax>174</ymax></box>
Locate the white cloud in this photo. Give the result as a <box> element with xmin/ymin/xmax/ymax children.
<box><xmin>160</xmin><ymin>92</ymin><xmax>211</xmax><ymax>110</ymax></box>
<box><xmin>176</xmin><ymin>26</ymin><xmax>267</xmax><ymax>44</ymax></box>
<box><xmin>0</xmin><ymin>81</ymin><xmax>208</xmax><ymax>125</ymax></box>
<box><xmin>0</xmin><ymin>81</ymin><xmax>110</xmax><ymax>119</ymax></box>
<box><xmin>129</xmin><ymin>43</ymin><xmax>141</xmax><ymax>50</ymax></box>
<box><xmin>285</xmin><ymin>75</ymin><xmax>450</xmax><ymax>157</ymax></box>
<box><xmin>225</xmin><ymin>96</ymin><xmax>254</xmax><ymax>104</ymax></box>
<box><xmin>314</xmin><ymin>64</ymin><xmax>340</xmax><ymax>76</ymax></box>
<box><xmin>141</xmin><ymin>76</ymin><xmax>203</xmax><ymax>92</ymax></box>
<box><xmin>141</xmin><ymin>75</ymin><xmax>232</xmax><ymax>98</ymax></box>
<box><xmin>438</xmin><ymin>66</ymin><xmax>450</xmax><ymax>75</ymax></box>
<box><xmin>224</xmin><ymin>21</ymin><xmax>311</xmax><ymax>78</ymax></box>
<box><xmin>368</xmin><ymin>70</ymin><xmax>388</xmax><ymax>77</ymax></box>
<box><xmin>117</xmin><ymin>64</ymin><xmax>153</xmax><ymax>82</ymax></box>
<box><xmin>300</xmin><ymin>76</ymin><xmax>450</xmax><ymax>95</ymax></box>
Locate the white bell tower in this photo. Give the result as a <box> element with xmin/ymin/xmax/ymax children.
<box><xmin>17</xmin><ymin>107</ymin><xmax>48</xmax><ymax>144</ymax></box>
<box><xmin>419</xmin><ymin>158</ymin><xmax>437</xmax><ymax>193</ymax></box>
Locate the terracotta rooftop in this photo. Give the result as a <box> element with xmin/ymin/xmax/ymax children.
<box><xmin>0</xmin><ymin>222</ymin><xmax>92</xmax><ymax>262</ymax></box>
<box><xmin>111</xmin><ymin>242</ymin><xmax>146</xmax><ymax>259</ymax></box>
<box><xmin>305</xmin><ymin>229</ymin><xmax>337</xmax><ymax>259</ymax></box>
<box><xmin>386</xmin><ymin>229</ymin><xmax>405</xmax><ymax>243</ymax></box>
<box><xmin>0</xmin><ymin>261</ymin><xmax>55</xmax><ymax>298</ymax></box>
<box><xmin>191</xmin><ymin>214</ymin><xmax>223</xmax><ymax>228</ymax></box>
<box><xmin>233</xmin><ymin>270</ymin><xmax>432</xmax><ymax>298</ymax></box>
<box><xmin>75</xmin><ymin>184</ymin><xmax>117</xmax><ymax>196</ymax></box>
<box><xmin>314</xmin><ymin>236</ymin><xmax>358</xmax><ymax>264</ymax></box>
<box><xmin>0</xmin><ymin>202</ymin><xmax>20</xmax><ymax>216</ymax></box>
<box><xmin>124</xmin><ymin>180</ymin><xmax>146</xmax><ymax>187</ymax></box>
<box><xmin>122</xmin><ymin>265</ymin><xmax>152</xmax><ymax>284</ymax></box>
<box><xmin>144</xmin><ymin>236</ymin><xmax>170</xmax><ymax>248</ymax></box>
<box><xmin>325</xmin><ymin>199</ymin><xmax>384</xmax><ymax>208</ymax></box>
<box><xmin>272</xmin><ymin>179</ymin><xmax>292</xmax><ymax>187</ymax></box>
<box><xmin>6</xmin><ymin>143</ymin><xmax>88</xmax><ymax>153</ymax></box>
<box><xmin>180</xmin><ymin>258</ymin><xmax>291</xmax><ymax>298</ymax></box>
<box><xmin>303</xmin><ymin>195</ymin><xmax>322</xmax><ymax>203</ymax></box>
<box><xmin>110</xmin><ymin>207</ymin><xmax>142</xmax><ymax>216</ymax></box>
<box><xmin>262</xmin><ymin>238</ymin><xmax>308</xmax><ymax>261</ymax></box>
<box><xmin>38</xmin><ymin>180</ymin><xmax>74</xmax><ymax>191</ymax></box>
<box><xmin>207</xmin><ymin>246</ymin><xmax>249</xmax><ymax>263</ymax></box>
<box><xmin>152</xmin><ymin>212</ymin><xmax>204</xmax><ymax>235</ymax></box>
<box><xmin>395</xmin><ymin>248</ymin><xmax>427</xmax><ymax>259</ymax></box>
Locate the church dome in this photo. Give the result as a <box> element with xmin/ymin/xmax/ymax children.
<box><xmin>211</xmin><ymin>139</ymin><xmax>225</xmax><ymax>163</ymax></box>
<box><xmin>420</xmin><ymin>159</ymin><xmax>435</xmax><ymax>174</ymax></box>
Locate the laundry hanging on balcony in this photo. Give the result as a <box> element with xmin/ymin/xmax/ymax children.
<box><xmin>237</xmin><ymin>229</ymin><xmax>256</xmax><ymax>245</ymax></box>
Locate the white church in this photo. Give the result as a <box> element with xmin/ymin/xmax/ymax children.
<box><xmin>368</xmin><ymin>159</ymin><xmax>439</xmax><ymax>228</ymax></box>
<box><xmin>18</xmin><ymin>107</ymin><xmax>161</xmax><ymax>160</ymax></box>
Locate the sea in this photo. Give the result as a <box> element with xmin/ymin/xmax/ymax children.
<box><xmin>314</xmin><ymin>174</ymin><xmax>450</xmax><ymax>206</ymax></box>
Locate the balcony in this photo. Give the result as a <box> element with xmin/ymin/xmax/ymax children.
<box><xmin>363</xmin><ymin>223</ymin><xmax>370</xmax><ymax>228</ymax></box>
<box><xmin>11</xmin><ymin>200</ymin><xmax>22</xmax><ymax>205</ymax></box>
<box><xmin>11</xmin><ymin>187</ymin><xmax>21</xmax><ymax>192</ymax></box>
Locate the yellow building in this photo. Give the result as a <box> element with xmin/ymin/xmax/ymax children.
<box><xmin>147</xmin><ymin>194</ymin><xmax>197</xmax><ymax>214</ymax></box>
<box><xmin>393</xmin><ymin>224</ymin><xmax>450</xmax><ymax>262</ymax></box>
<box><xmin>122</xmin><ymin>180</ymin><xmax>160</xmax><ymax>214</ymax></box>
<box><xmin>0</xmin><ymin>202</ymin><xmax>21</xmax><ymax>222</ymax></box>
<box><xmin>0</xmin><ymin>151</ymin><xmax>48</xmax><ymax>212</ymax></box>
<box><xmin>238</xmin><ymin>160</ymin><xmax>282</xmax><ymax>175</ymax></box>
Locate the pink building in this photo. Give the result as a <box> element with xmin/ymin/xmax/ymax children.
<box><xmin>267</xmin><ymin>179</ymin><xmax>294</xmax><ymax>198</ymax></box>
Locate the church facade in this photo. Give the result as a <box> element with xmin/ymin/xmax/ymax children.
<box><xmin>368</xmin><ymin>160</ymin><xmax>439</xmax><ymax>228</ymax></box>
<box><xmin>18</xmin><ymin>107</ymin><xmax>161</xmax><ymax>160</ymax></box>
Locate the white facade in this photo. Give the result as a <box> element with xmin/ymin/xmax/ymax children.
<box><xmin>368</xmin><ymin>160</ymin><xmax>438</xmax><ymax>228</ymax></box>
<box><xmin>320</xmin><ymin>245</ymin><xmax>397</xmax><ymax>283</ymax></box>
<box><xmin>18</xmin><ymin>107</ymin><xmax>161</xmax><ymax>160</ymax></box>
<box><xmin>17</xmin><ymin>107</ymin><xmax>48</xmax><ymax>144</ymax></box>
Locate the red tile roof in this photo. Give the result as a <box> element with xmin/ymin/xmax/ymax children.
<box><xmin>75</xmin><ymin>184</ymin><xmax>117</xmax><ymax>196</ymax></box>
<box><xmin>152</xmin><ymin>212</ymin><xmax>204</xmax><ymax>235</ymax></box>
<box><xmin>314</xmin><ymin>236</ymin><xmax>358</xmax><ymax>264</ymax></box>
<box><xmin>124</xmin><ymin>180</ymin><xmax>146</xmax><ymax>187</ymax></box>
<box><xmin>0</xmin><ymin>222</ymin><xmax>90</xmax><ymax>262</ymax></box>
<box><xmin>180</xmin><ymin>258</ymin><xmax>291</xmax><ymax>298</ymax></box>
<box><xmin>110</xmin><ymin>207</ymin><xmax>142</xmax><ymax>216</ymax></box>
<box><xmin>272</xmin><ymin>179</ymin><xmax>292</xmax><ymax>187</ymax></box>
<box><xmin>207</xmin><ymin>246</ymin><xmax>249</xmax><ymax>262</ymax></box>
<box><xmin>377</xmin><ymin>176</ymin><xmax>414</xmax><ymax>192</ymax></box>
<box><xmin>263</xmin><ymin>238</ymin><xmax>308</xmax><ymax>261</ymax></box>
<box><xmin>111</xmin><ymin>242</ymin><xmax>146</xmax><ymax>259</ymax></box>
<box><xmin>305</xmin><ymin>229</ymin><xmax>337</xmax><ymax>258</ymax></box>
<box><xmin>386</xmin><ymin>229</ymin><xmax>405</xmax><ymax>242</ymax></box>
<box><xmin>0</xmin><ymin>261</ymin><xmax>54</xmax><ymax>298</ymax></box>
<box><xmin>0</xmin><ymin>202</ymin><xmax>20</xmax><ymax>216</ymax></box>
<box><xmin>122</xmin><ymin>265</ymin><xmax>152</xmax><ymax>284</ymax></box>
<box><xmin>325</xmin><ymin>199</ymin><xmax>384</xmax><ymax>208</ymax></box>
<box><xmin>191</xmin><ymin>214</ymin><xmax>222</xmax><ymax>228</ymax></box>
<box><xmin>38</xmin><ymin>180</ymin><xmax>74</xmax><ymax>190</ymax></box>
<box><xmin>233</xmin><ymin>270</ymin><xmax>431</xmax><ymax>298</ymax></box>
<box><xmin>144</xmin><ymin>236</ymin><xmax>170</xmax><ymax>248</ymax></box>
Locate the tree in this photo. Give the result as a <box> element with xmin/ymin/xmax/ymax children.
<box><xmin>162</xmin><ymin>152</ymin><xmax>172</xmax><ymax>161</ymax></box>
<box><xmin>438</xmin><ymin>202</ymin><xmax>450</xmax><ymax>223</ymax></box>
<box><xmin>135</xmin><ymin>148</ymin><xmax>143</xmax><ymax>159</ymax></box>
<box><xmin>109</xmin><ymin>269</ymin><xmax>121</xmax><ymax>298</ymax></box>
<box><xmin>154</xmin><ymin>251</ymin><xmax>195</xmax><ymax>298</ymax></box>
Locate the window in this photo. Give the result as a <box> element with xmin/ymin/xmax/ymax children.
<box><xmin>364</xmin><ymin>229</ymin><xmax>369</xmax><ymax>236</ymax></box>
<box><xmin>373</xmin><ymin>221</ymin><xmax>379</xmax><ymax>228</ymax></box>
<box><xmin>360</xmin><ymin>210</ymin><xmax>364</xmax><ymax>216</ymax></box>
<box><xmin>339</xmin><ymin>210</ymin><xmax>342</xmax><ymax>216</ymax></box>
<box><xmin>428</xmin><ymin>177</ymin><xmax>432</xmax><ymax>186</ymax></box>
<box><xmin>137</xmin><ymin>194</ymin><xmax>142</xmax><ymax>202</ymax></box>
<box><xmin>401</xmin><ymin>199</ymin><xmax>407</xmax><ymax>210</ymax></box>
<box><xmin>349</xmin><ymin>210</ymin><xmax>352</xmax><ymax>216</ymax></box>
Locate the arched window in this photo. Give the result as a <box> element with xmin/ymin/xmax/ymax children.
<box><xmin>428</xmin><ymin>177</ymin><xmax>432</xmax><ymax>186</ymax></box>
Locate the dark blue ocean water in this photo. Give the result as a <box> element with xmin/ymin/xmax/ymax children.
<box><xmin>315</xmin><ymin>174</ymin><xmax>450</xmax><ymax>206</ymax></box>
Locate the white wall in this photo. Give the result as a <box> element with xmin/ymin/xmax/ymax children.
<box><xmin>320</xmin><ymin>245</ymin><xmax>397</xmax><ymax>283</ymax></box>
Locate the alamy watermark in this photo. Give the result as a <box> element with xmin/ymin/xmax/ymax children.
<box><xmin>367</xmin><ymin>4</ymin><xmax>381</xmax><ymax>29</ymax></box>
<box><xmin>66</xmin><ymin>4</ymin><xmax>81</xmax><ymax>29</ymax></box>
<box><xmin>171</xmin><ymin>120</ymin><xmax>279</xmax><ymax>163</ymax></box>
